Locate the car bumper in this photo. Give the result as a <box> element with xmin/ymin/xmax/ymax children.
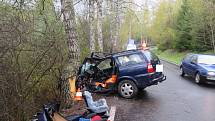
<box><xmin>206</xmin><ymin>76</ymin><xmax>215</xmax><ymax>81</ymax></box>
<box><xmin>138</xmin><ymin>73</ymin><xmax>166</xmax><ymax>88</ymax></box>
<box><xmin>149</xmin><ymin>74</ymin><xmax>166</xmax><ymax>85</ymax></box>
<box><xmin>199</xmin><ymin>75</ymin><xmax>215</xmax><ymax>84</ymax></box>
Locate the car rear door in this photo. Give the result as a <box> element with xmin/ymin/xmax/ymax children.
<box><xmin>189</xmin><ymin>55</ymin><xmax>198</xmax><ymax>77</ymax></box>
<box><xmin>182</xmin><ymin>54</ymin><xmax>193</xmax><ymax>75</ymax></box>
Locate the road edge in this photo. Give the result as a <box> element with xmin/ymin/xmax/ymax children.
<box><xmin>160</xmin><ymin>58</ymin><xmax>180</xmax><ymax>67</ymax></box>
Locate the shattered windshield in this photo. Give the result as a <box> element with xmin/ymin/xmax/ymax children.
<box><xmin>81</xmin><ymin>60</ymin><xmax>95</xmax><ymax>74</ymax></box>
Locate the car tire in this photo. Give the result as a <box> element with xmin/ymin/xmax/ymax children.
<box><xmin>195</xmin><ymin>72</ymin><xmax>202</xmax><ymax>84</ymax></box>
<box><xmin>118</xmin><ymin>80</ymin><xmax>138</xmax><ymax>98</ymax></box>
<box><xmin>180</xmin><ymin>67</ymin><xmax>185</xmax><ymax>77</ymax></box>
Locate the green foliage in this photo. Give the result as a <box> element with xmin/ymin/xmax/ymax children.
<box><xmin>154</xmin><ymin>49</ymin><xmax>214</xmax><ymax>65</ymax></box>
<box><xmin>175</xmin><ymin>0</ymin><xmax>193</xmax><ymax>51</ymax></box>
<box><xmin>174</xmin><ymin>0</ymin><xmax>215</xmax><ymax>52</ymax></box>
<box><xmin>147</xmin><ymin>0</ymin><xmax>215</xmax><ymax>53</ymax></box>
<box><xmin>153</xmin><ymin>49</ymin><xmax>187</xmax><ymax>65</ymax></box>
<box><xmin>0</xmin><ymin>1</ymin><xmax>67</xmax><ymax>120</ymax></box>
<box><xmin>76</xmin><ymin>16</ymin><xmax>90</xmax><ymax>61</ymax></box>
<box><xmin>147</xmin><ymin>0</ymin><xmax>179</xmax><ymax>51</ymax></box>
<box><xmin>120</xmin><ymin>10</ymin><xmax>142</xmax><ymax>47</ymax></box>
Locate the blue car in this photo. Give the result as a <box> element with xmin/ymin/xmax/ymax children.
<box><xmin>180</xmin><ymin>54</ymin><xmax>215</xmax><ymax>84</ymax></box>
<box><xmin>77</xmin><ymin>49</ymin><xmax>166</xmax><ymax>98</ymax></box>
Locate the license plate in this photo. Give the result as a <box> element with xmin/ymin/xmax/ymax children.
<box><xmin>156</xmin><ymin>64</ymin><xmax>163</xmax><ymax>72</ymax></box>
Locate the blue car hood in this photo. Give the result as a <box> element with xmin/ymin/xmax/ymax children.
<box><xmin>199</xmin><ymin>64</ymin><xmax>215</xmax><ymax>71</ymax></box>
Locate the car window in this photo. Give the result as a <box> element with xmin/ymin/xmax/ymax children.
<box><xmin>190</xmin><ymin>55</ymin><xmax>197</xmax><ymax>63</ymax></box>
<box><xmin>142</xmin><ymin>50</ymin><xmax>158</xmax><ymax>61</ymax></box>
<box><xmin>80</xmin><ymin>60</ymin><xmax>96</xmax><ymax>74</ymax></box>
<box><xmin>184</xmin><ymin>54</ymin><xmax>193</xmax><ymax>62</ymax></box>
<box><xmin>117</xmin><ymin>53</ymin><xmax>145</xmax><ymax>66</ymax></box>
<box><xmin>97</xmin><ymin>59</ymin><xmax>112</xmax><ymax>70</ymax></box>
<box><xmin>198</xmin><ymin>55</ymin><xmax>215</xmax><ymax>65</ymax></box>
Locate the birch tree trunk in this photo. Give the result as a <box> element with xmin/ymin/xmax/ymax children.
<box><xmin>109</xmin><ymin>0</ymin><xmax>114</xmax><ymax>52</ymax></box>
<box><xmin>110</xmin><ymin>0</ymin><xmax>120</xmax><ymax>52</ymax></box>
<box><xmin>89</xmin><ymin>0</ymin><xmax>96</xmax><ymax>53</ymax></box>
<box><xmin>96</xmin><ymin>0</ymin><xmax>104</xmax><ymax>52</ymax></box>
<box><xmin>205</xmin><ymin>0</ymin><xmax>215</xmax><ymax>53</ymax></box>
<box><xmin>113</xmin><ymin>0</ymin><xmax>120</xmax><ymax>52</ymax></box>
<box><xmin>61</xmin><ymin>0</ymin><xmax>80</xmax><ymax>72</ymax></box>
<box><xmin>209</xmin><ymin>23</ymin><xmax>215</xmax><ymax>53</ymax></box>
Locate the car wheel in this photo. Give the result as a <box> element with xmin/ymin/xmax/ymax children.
<box><xmin>118</xmin><ymin>80</ymin><xmax>138</xmax><ymax>98</ymax></box>
<box><xmin>180</xmin><ymin>67</ymin><xmax>185</xmax><ymax>77</ymax></box>
<box><xmin>195</xmin><ymin>73</ymin><xmax>202</xmax><ymax>84</ymax></box>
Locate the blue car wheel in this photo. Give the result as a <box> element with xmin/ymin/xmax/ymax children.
<box><xmin>180</xmin><ymin>67</ymin><xmax>185</xmax><ymax>77</ymax></box>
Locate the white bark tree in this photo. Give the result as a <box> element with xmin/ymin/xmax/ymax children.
<box><xmin>89</xmin><ymin>0</ymin><xmax>96</xmax><ymax>53</ymax></box>
<box><xmin>110</xmin><ymin>0</ymin><xmax>120</xmax><ymax>52</ymax></box>
<box><xmin>210</xmin><ymin>22</ymin><xmax>215</xmax><ymax>53</ymax></box>
<box><xmin>109</xmin><ymin>0</ymin><xmax>114</xmax><ymax>52</ymax></box>
<box><xmin>61</xmin><ymin>0</ymin><xmax>80</xmax><ymax>71</ymax></box>
<box><xmin>96</xmin><ymin>0</ymin><xmax>104</xmax><ymax>52</ymax></box>
<box><xmin>113</xmin><ymin>0</ymin><xmax>120</xmax><ymax>52</ymax></box>
<box><xmin>203</xmin><ymin>0</ymin><xmax>215</xmax><ymax>53</ymax></box>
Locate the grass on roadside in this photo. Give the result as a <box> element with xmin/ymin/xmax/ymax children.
<box><xmin>153</xmin><ymin>49</ymin><xmax>214</xmax><ymax>65</ymax></box>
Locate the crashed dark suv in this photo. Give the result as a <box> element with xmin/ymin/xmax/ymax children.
<box><xmin>76</xmin><ymin>49</ymin><xmax>166</xmax><ymax>98</ymax></box>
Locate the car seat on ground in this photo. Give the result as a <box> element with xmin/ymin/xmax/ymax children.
<box><xmin>84</xmin><ymin>91</ymin><xmax>109</xmax><ymax>114</ymax></box>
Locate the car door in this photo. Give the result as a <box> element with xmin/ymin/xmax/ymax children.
<box><xmin>182</xmin><ymin>54</ymin><xmax>193</xmax><ymax>75</ymax></box>
<box><xmin>189</xmin><ymin>55</ymin><xmax>198</xmax><ymax>77</ymax></box>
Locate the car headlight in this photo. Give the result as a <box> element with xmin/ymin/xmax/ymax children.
<box><xmin>207</xmin><ymin>71</ymin><xmax>215</xmax><ymax>76</ymax></box>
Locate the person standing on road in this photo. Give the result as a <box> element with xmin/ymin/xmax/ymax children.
<box><xmin>126</xmin><ymin>39</ymin><xmax>137</xmax><ymax>50</ymax></box>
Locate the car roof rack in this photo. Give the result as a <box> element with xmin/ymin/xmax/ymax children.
<box><xmin>111</xmin><ymin>49</ymin><xmax>148</xmax><ymax>55</ymax></box>
<box><xmin>91</xmin><ymin>48</ymin><xmax>152</xmax><ymax>59</ymax></box>
<box><xmin>91</xmin><ymin>49</ymin><xmax>143</xmax><ymax>59</ymax></box>
<box><xmin>91</xmin><ymin>52</ymin><xmax>112</xmax><ymax>60</ymax></box>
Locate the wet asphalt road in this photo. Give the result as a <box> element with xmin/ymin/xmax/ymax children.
<box><xmin>100</xmin><ymin>61</ymin><xmax>215</xmax><ymax>121</ymax></box>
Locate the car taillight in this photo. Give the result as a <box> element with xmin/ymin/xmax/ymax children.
<box><xmin>147</xmin><ymin>63</ymin><xmax>155</xmax><ymax>73</ymax></box>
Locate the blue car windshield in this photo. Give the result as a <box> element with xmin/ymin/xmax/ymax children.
<box><xmin>198</xmin><ymin>55</ymin><xmax>215</xmax><ymax>65</ymax></box>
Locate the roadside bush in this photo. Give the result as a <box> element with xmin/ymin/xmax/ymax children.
<box><xmin>0</xmin><ymin>3</ymin><xmax>67</xmax><ymax>121</ymax></box>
